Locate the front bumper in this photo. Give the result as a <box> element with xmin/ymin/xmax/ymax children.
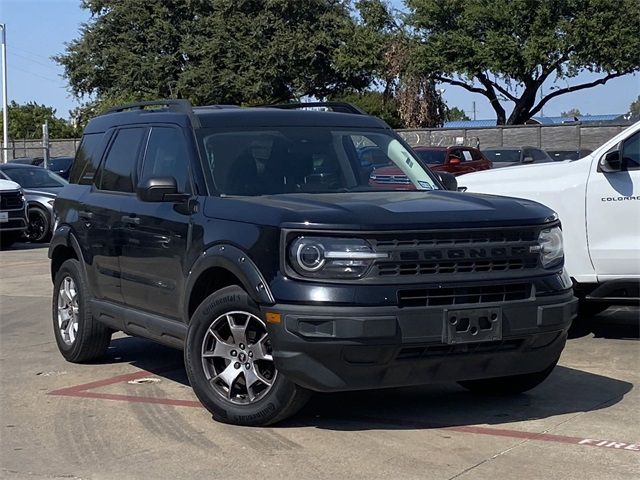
<box><xmin>262</xmin><ymin>291</ymin><xmax>577</xmax><ymax>392</ymax></box>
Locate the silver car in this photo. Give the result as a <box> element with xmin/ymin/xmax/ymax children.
<box><xmin>0</xmin><ymin>164</ymin><xmax>67</xmax><ymax>242</ymax></box>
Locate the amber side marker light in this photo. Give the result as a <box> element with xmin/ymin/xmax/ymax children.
<box><xmin>265</xmin><ymin>312</ymin><xmax>282</xmax><ymax>324</ymax></box>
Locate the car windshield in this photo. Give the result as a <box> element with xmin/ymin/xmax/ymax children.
<box><xmin>483</xmin><ymin>150</ymin><xmax>521</xmax><ymax>162</ymax></box>
<box><xmin>2</xmin><ymin>167</ymin><xmax>67</xmax><ymax>188</ymax></box>
<box><xmin>415</xmin><ymin>149</ymin><xmax>447</xmax><ymax>164</ymax></box>
<box><xmin>197</xmin><ymin>127</ymin><xmax>440</xmax><ymax>195</ymax></box>
<box><xmin>49</xmin><ymin>157</ymin><xmax>73</xmax><ymax>170</ymax></box>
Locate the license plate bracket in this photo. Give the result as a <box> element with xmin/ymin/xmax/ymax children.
<box><xmin>443</xmin><ymin>307</ymin><xmax>502</xmax><ymax>344</ymax></box>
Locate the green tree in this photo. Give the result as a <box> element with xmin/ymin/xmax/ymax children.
<box><xmin>331</xmin><ymin>91</ymin><xmax>403</xmax><ymax>128</ymax></box>
<box><xmin>445</xmin><ymin>106</ymin><xmax>470</xmax><ymax>122</ymax></box>
<box><xmin>560</xmin><ymin>108</ymin><xmax>582</xmax><ymax>117</ymax></box>
<box><xmin>406</xmin><ymin>0</ymin><xmax>640</xmax><ymax>124</ymax></box>
<box><xmin>57</xmin><ymin>0</ymin><xmax>372</xmax><ymax>106</ymax></box>
<box><xmin>629</xmin><ymin>96</ymin><xmax>640</xmax><ymax>115</ymax></box>
<box><xmin>0</xmin><ymin>101</ymin><xmax>76</xmax><ymax>140</ymax></box>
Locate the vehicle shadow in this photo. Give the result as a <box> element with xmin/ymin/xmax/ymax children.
<box><xmin>103</xmin><ymin>335</ymin><xmax>633</xmax><ymax>431</ymax></box>
<box><xmin>570</xmin><ymin>306</ymin><xmax>639</xmax><ymax>341</ymax></box>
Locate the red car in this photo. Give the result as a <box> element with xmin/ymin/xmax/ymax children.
<box><xmin>369</xmin><ymin>146</ymin><xmax>492</xmax><ymax>190</ymax></box>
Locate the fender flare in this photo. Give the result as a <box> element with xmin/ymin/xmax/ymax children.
<box><xmin>183</xmin><ymin>243</ymin><xmax>275</xmax><ymax>322</ymax></box>
<box><xmin>48</xmin><ymin>225</ymin><xmax>88</xmax><ymax>282</ymax></box>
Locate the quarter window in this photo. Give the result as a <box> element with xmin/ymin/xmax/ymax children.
<box><xmin>97</xmin><ymin>128</ymin><xmax>145</xmax><ymax>192</ymax></box>
<box><xmin>70</xmin><ymin>133</ymin><xmax>103</xmax><ymax>185</ymax></box>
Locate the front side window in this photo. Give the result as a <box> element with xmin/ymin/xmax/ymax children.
<box><xmin>97</xmin><ymin>128</ymin><xmax>145</xmax><ymax>192</ymax></box>
<box><xmin>141</xmin><ymin>127</ymin><xmax>192</xmax><ymax>193</ymax></box>
<box><xmin>198</xmin><ymin>127</ymin><xmax>440</xmax><ymax>196</ymax></box>
<box><xmin>622</xmin><ymin>132</ymin><xmax>640</xmax><ymax>170</ymax></box>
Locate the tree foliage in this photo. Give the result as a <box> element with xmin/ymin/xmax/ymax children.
<box><xmin>57</xmin><ymin>0</ymin><xmax>372</xmax><ymax>106</ymax></box>
<box><xmin>629</xmin><ymin>96</ymin><xmax>640</xmax><ymax>116</ymax></box>
<box><xmin>405</xmin><ymin>0</ymin><xmax>640</xmax><ymax>124</ymax></box>
<box><xmin>0</xmin><ymin>101</ymin><xmax>76</xmax><ymax>140</ymax></box>
<box><xmin>560</xmin><ymin>108</ymin><xmax>583</xmax><ymax>118</ymax></box>
<box><xmin>445</xmin><ymin>106</ymin><xmax>470</xmax><ymax>122</ymax></box>
<box><xmin>330</xmin><ymin>91</ymin><xmax>403</xmax><ymax>128</ymax></box>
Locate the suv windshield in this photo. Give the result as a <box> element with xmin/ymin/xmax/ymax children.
<box><xmin>198</xmin><ymin>127</ymin><xmax>440</xmax><ymax>195</ymax></box>
<box><xmin>415</xmin><ymin>149</ymin><xmax>446</xmax><ymax>164</ymax></box>
<box><xmin>3</xmin><ymin>167</ymin><xmax>67</xmax><ymax>188</ymax></box>
<box><xmin>483</xmin><ymin>150</ymin><xmax>521</xmax><ymax>163</ymax></box>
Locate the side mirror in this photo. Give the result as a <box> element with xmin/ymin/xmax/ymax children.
<box><xmin>138</xmin><ymin>177</ymin><xmax>186</xmax><ymax>202</ymax></box>
<box><xmin>523</xmin><ymin>156</ymin><xmax>534</xmax><ymax>164</ymax></box>
<box><xmin>598</xmin><ymin>144</ymin><xmax>623</xmax><ymax>173</ymax></box>
<box><xmin>436</xmin><ymin>171</ymin><xmax>458</xmax><ymax>191</ymax></box>
<box><xmin>448</xmin><ymin>157</ymin><xmax>461</xmax><ymax>165</ymax></box>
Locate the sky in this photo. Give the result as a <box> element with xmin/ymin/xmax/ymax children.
<box><xmin>1</xmin><ymin>0</ymin><xmax>638</xmax><ymax>121</ymax></box>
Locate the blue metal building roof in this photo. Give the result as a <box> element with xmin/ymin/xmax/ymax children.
<box><xmin>442</xmin><ymin>114</ymin><xmax>624</xmax><ymax>129</ymax></box>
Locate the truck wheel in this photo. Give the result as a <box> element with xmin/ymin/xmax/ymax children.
<box><xmin>52</xmin><ymin>259</ymin><xmax>112</xmax><ymax>362</ymax></box>
<box><xmin>185</xmin><ymin>285</ymin><xmax>310</xmax><ymax>426</ymax></box>
<box><xmin>457</xmin><ymin>360</ymin><xmax>557</xmax><ymax>396</ymax></box>
<box><xmin>25</xmin><ymin>207</ymin><xmax>51</xmax><ymax>243</ymax></box>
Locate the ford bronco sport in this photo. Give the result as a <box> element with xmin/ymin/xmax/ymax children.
<box><xmin>49</xmin><ymin>100</ymin><xmax>577</xmax><ymax>426</ymax></box>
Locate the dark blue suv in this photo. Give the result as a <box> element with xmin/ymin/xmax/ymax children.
<box><xmin>49</xmin><ymin>100</ymin><xmax>576</xmax><ymax>425</ymax></box>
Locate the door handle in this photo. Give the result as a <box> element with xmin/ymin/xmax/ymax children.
<box><xmin>121</xmin><ymin>215</ymin><xmax>140</xmax><ymax>225</ymax></box>
<box><xmin>79</xmin><ymin>211</ymin><xmax>93</xmax><ymax>220</ymax></box>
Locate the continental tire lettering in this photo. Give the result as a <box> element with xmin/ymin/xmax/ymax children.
<box><xmin>233</xmin><ymin>403</ymin><xmax>276</xmax><ymax>422</ymax></box>
<box><xmin>601</xmin><ymin>196</ymin><xmax>639</xmax><ymax>202</ymax></box>
<box><xmin>202</xmin><ymin>294</ymin><xmax>241</xmax><ymax>316</ymax></box>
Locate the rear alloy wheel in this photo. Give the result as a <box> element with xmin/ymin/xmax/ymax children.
<box><xmin>52</xmin><ymin>259</ymin><xmax>112</xmax><ymax>362</ymax></box>
<box><xmin>25</xmin><ymin>207</ymin><xmax>50</xmax><ymax>243</ymax></box>
<box><xmin>185</xmin><ymin>286</ymin><xmax>310</xmax><ymax>426</ymax></box>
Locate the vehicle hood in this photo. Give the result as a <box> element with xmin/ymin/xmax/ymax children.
<box><xmin>0</xmin><ymin>178</ymin><xmax>21</xmax><ymax>191</ymax></box>
<box><xmin>23</xmin><ymin>187</ymin><xmax>62</xmax><ymax>197</ymax></box>
<box><xmin>460</xmin><ymin>159</ymin><xmax>580</xmax><ymax>192</ymax></box>
<box><xmin>204</xmin><ymin>190</ymin><xmax>556</xmax><ymax>230</ymax></box>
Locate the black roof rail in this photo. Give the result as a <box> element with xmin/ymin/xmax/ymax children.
<box><xmin>101</xmin><ymin>99</ymin><xmax>201</xmax><ymax>127</ymax></box>
<box><xmin>263</xmin><ymin>101</ymin><xmax>367</xmax><ymax>115</ymax></box>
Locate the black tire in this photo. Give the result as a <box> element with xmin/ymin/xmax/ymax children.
<box><xmin>52</xmin><ymin>259</ymin><xmax>112</xmax><ymax>363</ymax></box>
<box><xmin>458</xmin><ymin>360</ymin><xmax>558</xmax><ymax>396</ymax></box>
<box><xmin>185</xmin><ymin>285</ymin><xmax>310</xmax><ymax>426</ymax></box>
<box><xmin>25</xmin><ymin>207</ymin><xmax>51</xmax><ymax>243</ymax></box>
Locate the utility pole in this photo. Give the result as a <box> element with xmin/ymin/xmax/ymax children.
<box><xmin>42</xmin><ymin>121</ymin><xmax>49</xmax><ymax>169</ymax></box>
<box><xmin>1</xmin><ymin>24</ymin><xmax>8</xmax><ymax>164</ymax></box>
<box><xmin>472</xmin><ymin>101</ymin><xmax>476</xmax><ymax>121</ymax></box>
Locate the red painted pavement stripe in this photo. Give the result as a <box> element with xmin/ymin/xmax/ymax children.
<box><xmin>48</xmin><ymin>370</ymin><xmax>640</xmax><ymax>453</ymax></box>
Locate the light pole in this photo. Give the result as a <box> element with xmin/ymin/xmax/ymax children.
<box><xmin>1</xmin><ymin>24</ymin><xmax>8</xmax><ymax>164</ymax></box>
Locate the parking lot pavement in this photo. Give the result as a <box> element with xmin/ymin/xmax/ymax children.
<box><xmin>1</xmin><ymin>245</ymin><xmax>638</xmax><ymax>480</ymax></box>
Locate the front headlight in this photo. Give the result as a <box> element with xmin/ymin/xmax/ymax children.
<box><xmin>289</xmin><ymin>236</ymin><xmax>388</xmax><ymax>279</ymax></box>
<box><xmin>538</xmin><ymin>226</ymin><xmax>564</xmax><ymax>267</ymax></box>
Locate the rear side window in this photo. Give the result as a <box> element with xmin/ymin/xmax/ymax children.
<box><xmin>69</xmin><ymin>133</ymin><xmax>103</xmax><ymax>185</ymax></box>
<box><xmin>140</xmin><ymin>127</ymin><xmax>192</xmax><ymax>193</ymax></box>
<box><xmin>470</xmin><ymin>149</ymin><xmax>484</xmax><ymax>161</ymax></box>
<box><xmin>97</xmin><ymin>128</ymin><xmax>145</xmax><ymax>192</ymax></box>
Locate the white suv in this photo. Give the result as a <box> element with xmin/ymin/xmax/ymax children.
<box><xmin>0</xmin><ymin>178</ymin><xmax>28</xmax><ymax>249</ymax></box>
<box><xmin>461</xmin><ymin>122</ymin><xmax>640</xmax><ymax>316</ymax></box>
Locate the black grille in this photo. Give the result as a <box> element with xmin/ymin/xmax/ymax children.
<box><xmin>396</xmin><ymin>339</ymin><xmax>523</xmax><ymax>359</ymax></box>
<box><xmin>368</xmin><ymin>227</ymin><xmax>542</xmax><ymax>279</ymax></box>
<box><xmin>0</xmin><ymin>191</ymin><xmax>24</xmax><ymax>210</ymax></box>
<box><xmin>398</xmin><ymin>283</ymin><xmax>532</xmax><ymax>307</ymax></box>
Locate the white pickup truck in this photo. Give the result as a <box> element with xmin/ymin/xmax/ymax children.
<box><xmin>461</xmin><ymin>121</ymin><xmax>640</xmax><ymax>316</ymax></box>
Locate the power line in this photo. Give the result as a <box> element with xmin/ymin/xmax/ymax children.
<box><xmin>10</xmin><ymin>64</ymin><xmax>60</xmax><ymax>82</ymax></box>
<box><xmin>8</xmin><ymin>51</ymin><xmax>60</xmax><ymax>72</ymax></box>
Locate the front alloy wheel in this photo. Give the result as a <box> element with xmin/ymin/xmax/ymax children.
<box><xmin>201</xmin><ymin>311</ymin><xmax>276</xmax><ymax>404</ymax></box>
<box><xmin>185</xmin><ymin>285</ymin><xmax>310</xmax><ymax>426</ymax></box>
